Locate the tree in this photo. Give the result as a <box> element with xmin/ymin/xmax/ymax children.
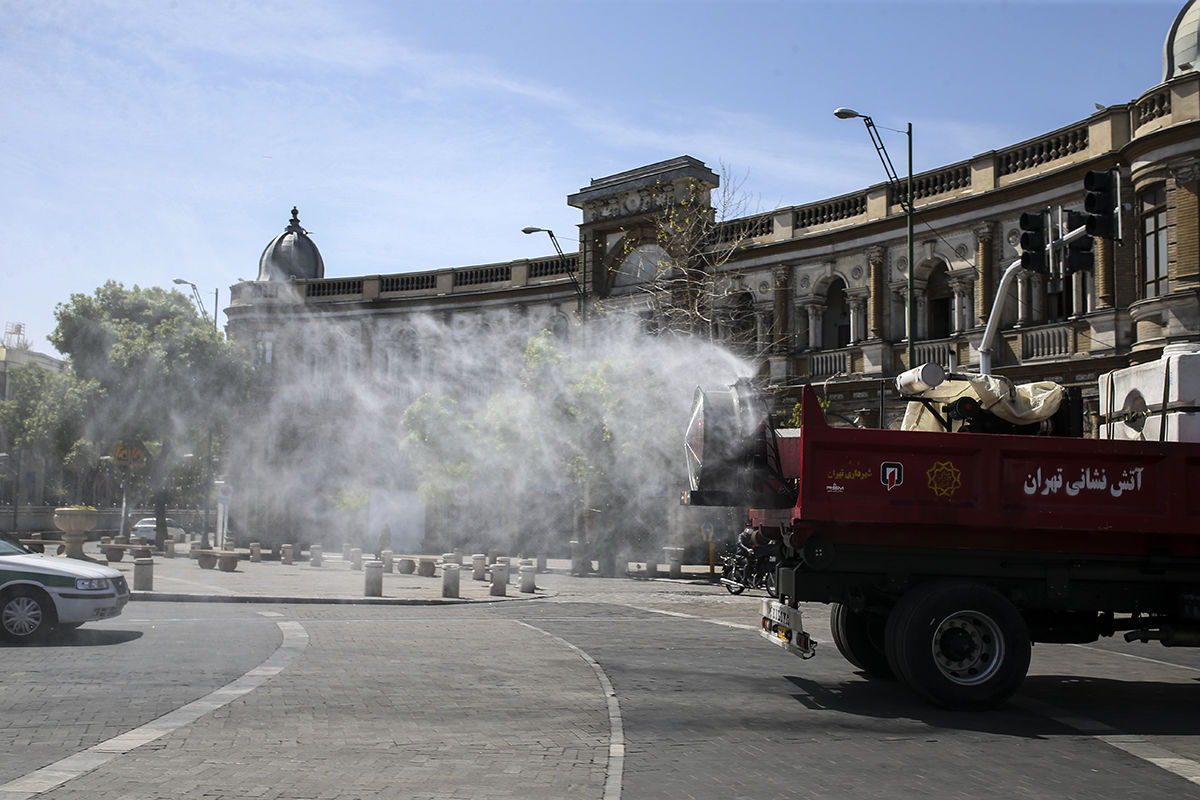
<box><xmin>0</xmin><ymin>362</ymin><xmax>94</xmax><ymax>504</ymax></box>
<box><xmin>50</xmin><ymin>281</ymin><xmax>251</xmax><ymax>543</ymax></box>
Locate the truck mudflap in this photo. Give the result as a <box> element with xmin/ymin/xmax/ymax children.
<box><xmin>760</xmin><ymin>598</ymin><xmax>817</xmax><ymax>659</ymax></box>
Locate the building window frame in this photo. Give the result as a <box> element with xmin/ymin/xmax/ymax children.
<box><xmin>1140</xmin><ymin>184</ymin><xmax>1168</xmax><ymax>299</ymax></box>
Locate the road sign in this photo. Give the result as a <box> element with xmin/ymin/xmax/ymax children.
<box><xmin>113</xmin><ymin>441</ymin><xmax>147</xmax><ymax>468</ymax></box>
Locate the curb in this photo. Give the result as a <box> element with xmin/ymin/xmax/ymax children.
<box><xmin>129</xmin><ymin>591</ymin><xmax>554</xmax><ymax>606</ymax></box>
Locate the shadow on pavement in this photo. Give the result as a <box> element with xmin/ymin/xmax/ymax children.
<box><xmin>0</xmin><ymin>628</ymin><xmax>144</xmax><ymax>648</ymax></box>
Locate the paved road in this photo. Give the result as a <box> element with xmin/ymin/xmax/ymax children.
<box><xmin>4</xmin><ymin>553</ymin><xmax>1200</xmax><ymax>799</ymax></box>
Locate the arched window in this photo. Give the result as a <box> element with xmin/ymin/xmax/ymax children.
<box><xmin>926</xmin><ymin>264</ymin><xmax>953</xmax><ymax>339</ymax></box>
<box><xmin>823</xmin><ymin>278</ymin><xmax>851</xmax><ymax>348</ymax></box>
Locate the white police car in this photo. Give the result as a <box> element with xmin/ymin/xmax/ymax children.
<box><xmin>0</xmin><ymin>536</ymin><xmax>130</xmax><ymax>642</ymax></box>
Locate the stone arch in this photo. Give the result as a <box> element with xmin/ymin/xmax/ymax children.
<box><xmin>822</xmin><ymin>276</ymin><xmax>851</xmax><ymax>348</ymax></box>
<box><xmin>924</xmin><ymin>260</ymin><xmax>954</xmax><ymax>339</ymax></box>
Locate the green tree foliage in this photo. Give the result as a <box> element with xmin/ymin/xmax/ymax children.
<box><xmin>48</xmin><ymin>281</ymin><xmax>251</xmax><ymax>534</ymax></box>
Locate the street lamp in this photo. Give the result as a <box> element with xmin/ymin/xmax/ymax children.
<box><xmin>834</xmin><ymin>107</ymin><xmax>916</xmax><ymax>369</ymax></box>
<box><xmin>173</xmin><ymin>278</ymin><xmax>218</xmax><ymax>331</ymax></box>
<box><xmin>522</xmin><ymin>227</ymin><xmax>586</xmax><ymax>321</ymax></box>
<box><xmin>172</xmin><ymin>277</ymin><xmax>218</xmax><ymax>547</ymax></box>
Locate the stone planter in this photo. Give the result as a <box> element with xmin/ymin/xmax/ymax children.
<box><xmin>52</xmin><ymin>507</ymin><xmax>99</xmax><ymax>561</ymax></box>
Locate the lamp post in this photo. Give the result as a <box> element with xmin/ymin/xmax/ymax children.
<box><xmin>522</xmin><ymin>227</ymin><xmax>586</xmax><ymax>321</ymax></box>
<box><xmin>173</xmin><ymin>278</ymin><xmax>218</xmax><ymax>331</ymax></box>
<box><xmin>834</xmin><ymin>108</ymin><xmax>915</xmax><ymax>369</ymax></box>
<box><xmin>173</xmin><ymin>278</ymin><xmax>218</xmax><ymax>548</ymax></box>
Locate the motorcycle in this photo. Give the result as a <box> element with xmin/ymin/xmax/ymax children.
<box><xmin>719</xmin><ymin>543</ymin><xmax>778</xmax><ymax>597</ymax></box>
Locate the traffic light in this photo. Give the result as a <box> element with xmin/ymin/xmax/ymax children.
<box><xmin>1065</xmin><ymin>235</ymin><xmax>1094</xmax><ymax>274</ymax></box>
<box><xmin>1019</xmin><ymin>211</ymin><xmax>1048</xmax><ymax>273</ymax></box>
<box><xmin>1084</xmin><ymin>169</ymin><xmax>1121</xmax><ymax>240</ymax></box>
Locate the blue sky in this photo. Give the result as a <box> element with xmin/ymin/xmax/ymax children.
<box><xmin>0</xmin><ymin>0</ymin><xmax>1186</xmax><ymax>356</ymax></box>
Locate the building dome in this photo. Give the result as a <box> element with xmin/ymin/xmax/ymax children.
<box><xmin>1164</xmin><ymin>0</ymin><xmax>1200</xmax><ymax>81</ymax></box>
<box><xmin>257</xmin><ymin>207</ymin><xmax>324</xmax><ymax>282</ymax></box>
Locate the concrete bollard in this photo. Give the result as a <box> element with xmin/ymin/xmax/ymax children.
<box><xmin>570</xmin><ymin>539</ymin><xmax>584</xmax><ymax>576</ymax></box>
<box><xmin>381</xmin><ymin>549</ymin><xmax>393</xmax><ymax>573</ymax></box>
<box><xmin>350</xmin><ymin>548</ymin><xmax>363</xmax><ymax>570</ymax></box>
<box><xmin>364</xmin><ymin>560</ymin><xmax>383</xmax><ymax>597</ymax></box>
<box><xmin>133</xmin><ymin>557</ymin><xmax>153</xmax><ymax>591</ymax></box>
<box><xmin>162</xmin><ymin>540</ymin><xmax>175</xmax><ymax>559</ymax></box>
<box><xmin>472</xmin><ymin>553</ymin><xmax>487</xmax><ymax>581</ymax></box>
<box><xmin>519</xmin><ymin>564</ymin><xmax>536</xmax><ymax>593</ymax></box>
<box><xmin>249</xmin><ymin>542</ymin><xmax>261</xmax><ymax>562</ymax></box>
<box><xmin>310</xmin><ymin>544</ymin><xmax>323</xmax><ymax>567</ymax></box>
<box><xmin>418</xmin><ymin>558</ymin><xmax>436</xmax><ymax>577</ymax></box>
<box><xmin>342</xmin><ymin>544</ymin><xmax>352</xmax><ymax>562</ymax></box>
<box><xmin>646</xmin><ymin>560</ymin><xmax>658</xmax><ymax>578</ymax></box>
<box><xmin>442</xmin><ymin>563</ymin><xmax>460</xmax><ymax>598</ymax></box>
<box><xmin>490</xmin><ymin>561</ymin><xmax>508</xmax><ymax>596</ymax></box>
<box><xmin>665</xmin><ymin>547</ymin><xmax>683</xmax><ymax>579</ymax></box>
<box><xmin>190</xmin><ymin>541</ymin><xmax>201</xmax><ymax>559</ymax></box>
<box><xmin>441</xmin><ymin>552</ymin><xmax>461</xmax><ymax>565</ymax></box>
<box><xmin>536</xmin><ymin>554</ymin><xmax>546</xmax><ymax>573</ymax></box>
<box><xmin>281</xmin><ymin>544</ymin><xmax>294</xmax><ymax>565</ymax></box>
<box><xmin>398</xmin><ymin>558</ymin><xmax>415</xmax><ymax>574</ymax></box>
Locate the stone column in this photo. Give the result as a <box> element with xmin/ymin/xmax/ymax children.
<box><xmin>805</xmin><ymin>304</ymin><xmax>824</xmax><ymax>350</ymax></box>
<box><xmin>771</xmin><ymin>265</ymin><xmax>791</xmax><ymax>355</ymax></box>
<box><xmin>974</xmin><ymin>223</ymin><xmax>996</xmax><ymax>325</ymax></box>
<box><xmin>1172</xmin><ymin>160</ymin><xmax>1200</xmax><ymax>290</ymax></box>
<box><xmin>310</xmin><ymin>544</ymin><xmax>323</xmax><ymax>567</ymax></box>
<box><xmin>867</xmin><ymin>246</ymin><xmax>886</xmax><ymax>339</ymax></box>
<box><xmin>133</xmin><ymin>558</ymin><xmax>153</xmax><ymax>591</ymax></box>
<box><xmin>442</xmin><ymin>563</ymin><xmax>460</xmax><ymax>598</ymax></box>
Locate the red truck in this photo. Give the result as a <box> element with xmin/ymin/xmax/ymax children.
<box><xmin>682</xmin><ymin>371</ymin><xmax>1200</xmax><ymax>709</ymax></box>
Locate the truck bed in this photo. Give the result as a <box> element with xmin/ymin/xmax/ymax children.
<box><xmin>756</xmin><ymin>386</ymin><xmax>1200</xmax><ymax>560</ymax></box>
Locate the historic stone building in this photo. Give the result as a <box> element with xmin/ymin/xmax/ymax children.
<box><xmin>224</xmin><ymin>1</ymin><xmax>1200</xmax><ymax>548</ymax></box>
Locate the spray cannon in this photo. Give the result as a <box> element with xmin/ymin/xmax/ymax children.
<box><xmin>681</xmin><ymin>378</ymin><xmax>797</xmax><ymax>509</ymax></box>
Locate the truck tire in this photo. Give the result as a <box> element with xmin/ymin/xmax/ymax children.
<box><xmin>830</xmin><ymin>603</ymin><xmax>894</xmax><ymax>679</ymax></box>
<box><xmin>884</xmin><ymin>581</ymin><xmax>1030</xmax><ymax>710</ymax></box>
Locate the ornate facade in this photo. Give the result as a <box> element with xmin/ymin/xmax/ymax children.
<box><xmin>223</xmin><ymin>2</ymin><xmax>1200</xmax><ymax>546</ymax></box>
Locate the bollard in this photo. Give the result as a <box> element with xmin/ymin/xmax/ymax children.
<box><xmin>417</xmin><ymin>558</ymin><xmax>436</xmax><ymax>577</ymax></box>
<box><xmin>281</xmin><ymin>544</ymin><xmax>294</xmax><ymax>565</ymax></box>
<box><xmin>570</xmin><ymin>539</ymin><xmax>584</xmax><ymax>576</ymax></box>
<box><xmin>133</xmin><ymin>557</ymin><xmax>153</xmax><ymax>591</ymax></box>
<box><xmin>441</xmin><ymin>552</ymin><xmax>461</xmax><ymax>565</ymax></box>
<box><xmin>310</xmin><ymin>544</ymin><xmax>323</xmax><ymax>567</ymax></box>
<box><xmin>364</xmin><ymin>560</ymin><xmax>383</xmax><ymax>597</ymax></box>
<box><xmin>536</xmin><ymin>554</ymin><xmax>546</xmax><ymax>573</ymax></box>
<box><xmin>519</xmin><ymin>564</ymin><xmax>536</xmax><ymax>593</ymax></box>
<box><xmin>162</xmin><ymin>540</ymin><xmax>175</xmax><ymax>559</ymax></box>
<box><xmin>646</xmin><ymin>560</ymin><xmax>658</xmax><ymax>579</ymax></box>
<box><xmin>342</xmin><ymin>544</ymin><xmax>352</xmax><ymax>562</ymax></box>
<box><xmin>190</xmin><ymin>541</ymin><xmax>201</xmax><ymax>559</ymax></box>
<box><xmin>249</xmin><ymin>542</ymin><xmax>261</xmax><ymax>563</ymax></box>
<box><xmin>350</xmin><ymin>547</ymin><xmax>363</xmax><ymax>570</ymax></box>
<box><xmin>472</xmin><ymin>554</ymin><xmax>487</xmax><ymax>581</ymax></box>
<box><xmin>381</xmin><ymin>549</ymin><xmax>393</xmax><ymax>573</ymax></box>
<box><xmin>398</xmin><ymin>558</ymin><xmax>415</xmax><ymax>574</ymax></box>
<box><xmin>490</xmin><ymin>561</ymin><xmax>508</xmax><ymax>596</ymax></box>
<box><xmin>665</xmin><ymin>547</ymin><xmax>683</xmax><ymax>579</ymax></box>
<box><xmin>442</xmin><ymin>563</ymin><xmax>460</xmax><ymax>598</ymax></box>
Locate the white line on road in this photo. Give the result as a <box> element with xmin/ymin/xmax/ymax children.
<box><xmin>0</xmin><ymin>618</ymin><xmax>308</xmax><ymax>800</ymax></box>
<box><xmin>516</xmin><ymin>620</ymin><xmax>624</xmax><ymax>800</ymax></box>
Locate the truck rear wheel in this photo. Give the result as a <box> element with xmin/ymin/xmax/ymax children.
<box><xmin>885</xmin><ymin>581</ymin><xmax>1030</xmax><ymax>710</ymax></box>
<box><xmin>830</xmin><ymin>603</ymin><xmax>894</xmax><ymax>679</ymax></box>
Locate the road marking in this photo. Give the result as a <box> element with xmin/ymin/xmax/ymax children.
<box><xmin>516</xmin><ymin>620</ymin><xmax>624</xmax><ymax>800</ymax></box>
<box><xmin>0</xmin><ymin>620</ymin><xmax>308</xmax><ymax>800</ymax></box>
